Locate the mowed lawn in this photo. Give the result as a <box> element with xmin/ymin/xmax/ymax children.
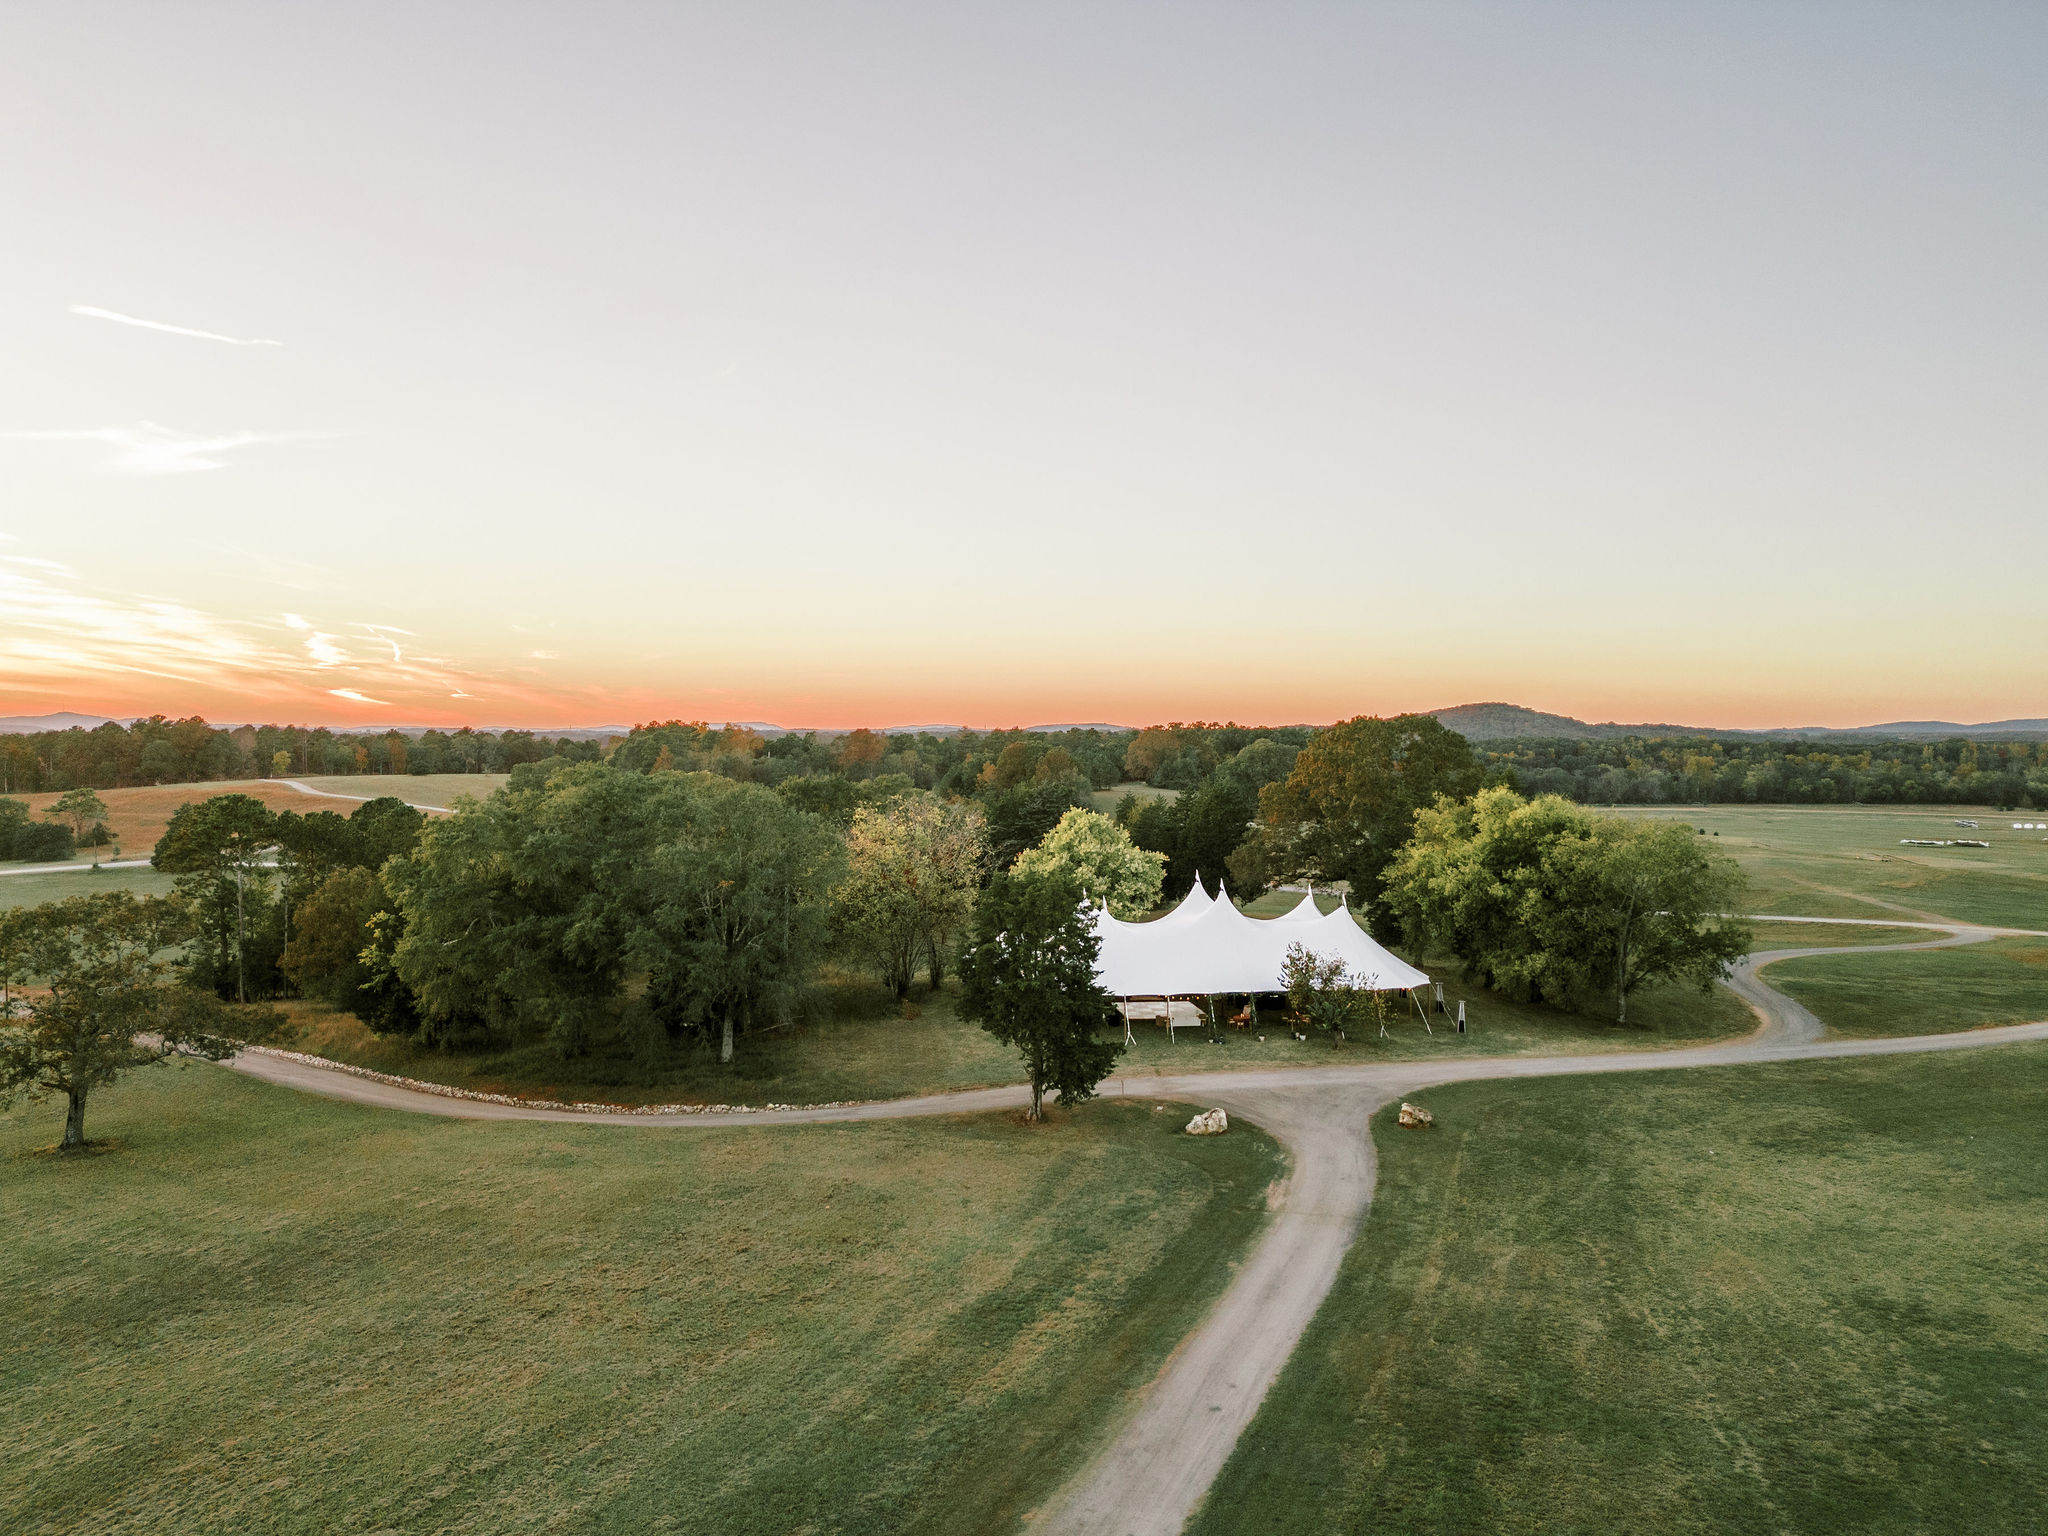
<box><xmin>2</xmin><ymin>1066</ymin><xmax>1282</xmax><ymax>1536</ymax></box>
<box><xmin>1190</xmin><ymin>1045</ymin><xmax>2048</xmax><ymax>1535</ymax></box>
<box><xmin>291</xmin><ymin>772</ymin><xmax>505</xmax><ymax>810</ymax></box>
<box><xmin>1628</xmin><ymin>804</ymin><xmax>2048</xmax><ymax>929</ymax></box>
<box><xmin>1768</xmin><ymin>936</ymin><xmax>2048</xmax><ymax>1037</ymax></box>
<box><xmin>1741</xmin><ymin>920</ymin><xmax>1932</xmax><ymax>951</ymax></box>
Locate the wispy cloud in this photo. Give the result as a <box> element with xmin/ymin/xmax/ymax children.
<box><xmin>71</xmin><ymin>304</ymin><xmax>280</xmax><ymax>346</ymax></box>
<box><xmin>0</xmin><ymin>558</ymin><xmax>535</xmax><ymax>717</ymax></box>
<box><xmin>3</xmin><ymin>421</ymin><xmax>342</xmax><ymax>475</ymax></box>
<box><xmin>529</xmin><ymin>649</ymin><xmax>561</xmax><ymax>660</ymax></box>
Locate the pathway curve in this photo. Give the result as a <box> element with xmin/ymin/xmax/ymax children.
<box><xmin>216</xmin><ymin>915</ymin><xmax>2048</xmax><ymax>1536</ymax></box>
<box><xmin>275</xmin><ymin>779</ymin><xmax>457</xmax><ymax>815</ymax></box>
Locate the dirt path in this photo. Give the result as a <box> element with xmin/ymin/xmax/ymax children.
<box><xmin>275</xmin><ymin>779</ymin><xmax>455</xmax><ymax>815</ymax></box>
<box><xmin>215</xmin><ymin>916</ymin><xmax>2048</xmax><ymax>1536</ymax></box>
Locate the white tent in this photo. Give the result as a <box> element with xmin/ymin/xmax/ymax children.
<box><xmin>1092</xmin><ymin>884</ymin><xmax>1428</xmax><ymax>999</ymax></box>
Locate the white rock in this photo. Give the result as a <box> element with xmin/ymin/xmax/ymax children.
<box><xmin>1184</xmin><ymin>1108</ymin><xmax>1229</xmax><ymax>1135</ymax></box>
<box><xmin>1397</xmin><ymin>1101</ymin><xmax>1434</xmax><ymax>1129</ymax></box>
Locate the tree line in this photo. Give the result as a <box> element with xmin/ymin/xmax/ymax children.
<box><xmin>1487</xmin><ymin>733</ymin><xmax>2048</xmax><ymax>808</ymax></box>
<box><xmin>0</xmin><ymin>717</ymin><xmax>608</xmax><ymax>793</ymax></box>
<box><xmin>3</xmin><ymin>712</ymin><xmax>1754</xmax><ymax>1146</ymax></box>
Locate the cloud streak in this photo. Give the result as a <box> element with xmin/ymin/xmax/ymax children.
<box><xmin>71</xmin><ymin>304</ymin><xmax>281</xmax><ymax>346</ymax></box>
<box><xmin>0</xmin><ymin>558</ymin><xmax>542</xmax><ymax>719</ymax></box>
<box><xmin>4</xmin><ymin>422</ymin><xmax>343</xmax><ymax>475</ymax></box>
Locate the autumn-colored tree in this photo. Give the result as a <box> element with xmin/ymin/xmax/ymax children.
<box><xmin>836</xmin><ymin>729</ymin><xmax>887</xmax><ymax>770</ymax></box>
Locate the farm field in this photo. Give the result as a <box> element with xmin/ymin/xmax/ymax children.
<box><xmin>1190</xmin><ymin>1044</ymin><xmax>2048</xmax><ymax>1536</ymax></box>
<box><xmin>4</xmin><ymin>779</ymin><xmax>321</xmax><ymax>866</ymax></box>
<box><xmin>1768</xmin><ymin>935</ymin><xmax>2048</xmax><ymax>1037</ymax></box>
<box><xmin>1</xmin><ymin>1064</ymin><xmax>1282</xmax><ymax>1536</ymax></box>
<box><xmin>289</xmin><ymin>772</ymin><xmax>505</xmax><ymax>810</ymax></box>
<box><xmin>1090</xmin><ymin>782</ymin><xmax>1179</xmax><ymax>815</ymax></box>
<box><xmin>1627</xmin><ymin>804</ymin><xmax>2048</xmax><ymax>928</ymax></box>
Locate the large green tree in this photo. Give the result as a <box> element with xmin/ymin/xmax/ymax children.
<box><xmin>0</xmin><ymin>893</ymin><xmax>270</xmax><ymax>1149</ymax></box>
<box><xmin>636</xmin><ymin>776</ymin><xmax>843</xmax><ymax>1062</ymax></box>
<box><xmin>1382</xmin><ymin>786</ymin><xmax>1751</xmax><ymax>1023</ymax></box>
<box><xmin>280</xmin><ymin>866</ymin><xmax>385</xmax><ymax>1007</ymax></box>
<box><xmin>386</xmin><ymin>764</ymin><xmax>840</xmax><ymax>1061</ymax></box>
<box><xmin>152</xmin><ymin>794</ymin><xmax>283</xmax><ymax>1002</ymax></box>
<box><xmin>384</xmin><ymin>765</ymin><xmax>658</xmax><ymax>1054</ymax></box>
<box><xmin>837</xmin><ymin>795</ymin><xmax>985</xmax><ymax>998</ymax></box>
<box><xmin>1229</xmin><ymin>714</ymin><xmax>1481</xmax><ymax>924</ymax></box>
<box><xmin>958</xmin><ymin>869</ymin><xmax>1122</xmax><ymax>1121</ymax></box>
<box><xmin>1011</xmin><ymin>807</ymin><xmax>1164</xmax><ymax>918</ymax></box>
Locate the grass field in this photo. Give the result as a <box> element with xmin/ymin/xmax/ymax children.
<box><xmin>2</xmin><ymin>1065</ymin><xmax>1282</xmax><ymax>1536</ymax></box>
<box><xmin>1742</xmin><ymin>920</ymin><xmax>1932</xmax><ymax>950</ymax></box>
<box><xmin>291</xmin><ymin>772</ymin><xmax>506</xmax><ymax>810</ymax></box>
<box><xmin>1627</xmin><ymin>804</ymin><xmax>2048</xmax><ymax>929</ymax></box>
<box><xmin>1189</xmin><ymin>1044</ymin><xmax>2048</xmax><ymax>1535</ymax></box>
<box><xmin>5</xmin><ymin>780</ymin><xmax>320</xmax><ymax>867</ymax></box>
<box><xmin>1090</xmin><ymin>783</ymin><xmax>1179</xmax><ymax>814</ymax></box>
<box><xmin>1768</xmin><ymin>936</ymin><xmax>2048</xmax><ymax>1037</ymax></box>
<box><xmin>0</xmin><ymin>864</ymin><xmax>178</xmax><ymax>911</ymax></box>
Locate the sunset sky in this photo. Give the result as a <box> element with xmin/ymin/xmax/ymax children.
<box><xmin>3</xmin><ymin>4</ymin><xmax>2044</xmax><ymax>731</ymax></box>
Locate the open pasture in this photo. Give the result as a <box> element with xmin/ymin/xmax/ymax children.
<box><xmin>1625</xmin><ymin>804</ymin><xmax>2048</xmax><ymax>928</ymax></box>
<box><xmin>1191</xmin><ymin>1043</ymin><xmax>2048</xmax><ymax>1535</ymax></box>
<box><xmin>5</xmin><ymin>780</ymin><xmax>318</xmax><ymax>867</ymax></box>
<box><xmin>0</xmin><ymin>864</ymin><xmax>177</xmax><ymax>911</ymax></box>
<box><xmin>1</xmin><ymin>1064</ymin><xmax>1281</xmax><ymax>1536</ymax></box>
<box><xmin>1768</xmin><ymin>935</ymin><xmax>2048</xmax><ymax>1038</ymax></box>
<box><xmin>289</xmin><ymin>772</ymin><xmax>506</xmax><ymax>810</ymax></box>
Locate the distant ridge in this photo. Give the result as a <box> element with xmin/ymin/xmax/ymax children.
<box><xmin>1430</xmin><ymin>702</ymin><xmax>2048</xmax><ymax>742</ymax></box>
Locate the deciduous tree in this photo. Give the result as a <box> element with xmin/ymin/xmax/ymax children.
<box><xmin>1382</xmin><ymin>787</ymin><xmax>1751</xmax><ymax>1023</ymax></box>
<box><xmin>1011</xmin><ymin>807</ymin><xmax>1163</xmax><ymax>918</ymax></box>
<box><xmin>958</xmin><ymin>869</ymin><xmax>1121</xmax><ymax>1121</ymax></box>
<box><xmin>0</xmin><ymin>893</ymin><xmax>272</xmax><ymax>1149</ymax></box>
<box><xmin>837</xmin><ymin>795</ymin><xmax>985</xmax><ymax>997</ymax></box>
<box><xmin>1229</xmin><ymin>714</ymin><xmax>1480</xmax><ymax>925</ymax></box>
<box><xmin>152</xmin><ymin>795</ymin><xmax>282</xmax><ymax>1003</ymax></box>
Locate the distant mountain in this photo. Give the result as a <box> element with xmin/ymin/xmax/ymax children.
<box><xmin>0</xmin><ymin>711</ymin><xmax>130</xmax><ymax>734</ymax></box>
<box><xmin>1428</xmin><ymin>704</ymin><xmax>1697</xmax><ymax>740</ymax></box>
<box><xmin>1430</xmin><ymin>702</ymin><xmax>2048</xmax><ymax>743</ymax></box>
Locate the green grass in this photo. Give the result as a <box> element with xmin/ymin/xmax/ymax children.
<box><xmin>2</xmin><ymin>1065</ymin><xmax>1282</xmax><ymax>1536</ymax></box>
<box><xmin>275</xmin><ymin>981</ymin><xmax>1026</xmax><ymax>1107</ymax></box>
<box><xmin>1627</xmin><ymin>804</ymin><xmax>2048</xmax><ymax>929</ymax></box>
<box><xmin>1767</xmin><ymin>936</ymin><xmax>2048</xmax><ymax>1037</ymax></box>
<box><xmin>1741</xmin><ymin>920</ymin><xmax>1931</xmax><ymax>951</ymax></box>
<box><xmin>293</xmin><ymin>772</ymin><xmax>507</xmax><ymax>809</ymax></box>
<box><xmin>0</xmin><ymin>864</ymin><xmax>177</xmax><ymax>911</ymax></box>
<box><xmin>1190</xmin><ymin>1044</ymin><xmax>2048</xmax><ymax>1535</ymax></box>
<box><xmin>1089</xmin><ymin>783</ymin><xmax>1179</xmax><ymax>814</ymax></box>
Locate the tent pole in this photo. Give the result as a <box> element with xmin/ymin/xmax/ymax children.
<box><xmin>1411</xmin><ymin>987</ymin><xmax>1432</xmax><ymax>1035</ymax></box>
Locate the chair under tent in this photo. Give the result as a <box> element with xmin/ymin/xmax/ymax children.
<box><xmin>1090</xmin><ymin>880</ymin><xmax>1435</xmax><ymax>1042</ymax></box>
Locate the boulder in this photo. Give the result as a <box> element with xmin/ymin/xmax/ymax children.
<box><xmin>1185</xmin><ymin>1108</ymin><xmax>1229</xmax><ymax>1136</ymax></box>
<box><xmin>1397</xmin><ymin>1101</ymin><xmax>1434</xmax><ymax>1130</ymax></box>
